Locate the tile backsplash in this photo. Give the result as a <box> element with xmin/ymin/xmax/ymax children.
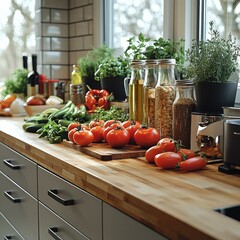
<box><xmin>36</xmin><ymin>0</ymin><xmax>95</xmax><ymax>82</ymax></box>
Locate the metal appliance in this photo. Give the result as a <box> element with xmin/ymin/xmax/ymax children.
<box><xmin>219</xmin><ymin>119</ymin><xmax>240</xmax><ymax>174</ymax></box>
<box><xmin>191</xmin><ymin>113</ymin><xmax>224</xmax><ymax>160</ymax></box>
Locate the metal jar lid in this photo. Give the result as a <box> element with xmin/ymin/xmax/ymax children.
<box><xmin>158</xmin><ymin>59</ymin><xmax>176</xmax><ymax>65</ymax></box>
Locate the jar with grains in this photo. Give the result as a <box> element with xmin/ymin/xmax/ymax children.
<box><xmin>173</xmin><ymin>80</ymin><xmax>196</xmax><ymax>148</ymax></box>
<box><xmin>155</xmin><ymin>59</ymin><xmax>176</xmax><ymax>138</ymax></box>
<box><xmin>143</xmin><ymin>59</ymin><xmax>158</xmax><ymax>126</ymax></box>
<box><xmin>128</xmin><ymin>60</ymin><xmax>145</xmax><ymax>122</ymax></box>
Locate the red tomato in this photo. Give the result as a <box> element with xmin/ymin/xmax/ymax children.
<box><xmin>89</xmin><ymin>119</ymin><xmax>105</xmax><ymax>128</ymax></box>
<box><xmin>145</xmin><ymin>145</ymin><xmax>163</xmax><ymax>163</ymax></box>
<box><xmin>103</xmin><ymin>122</ymin><xmax>122</xmax><ymax>140</ymax></box>
<box><xmin>154</xmin><ymin>152</ymin><xmax>182</xmax><ymax>169</ymax></box>
<box><xmin>67</xmin><ymin>122</ymin><xmax>80</xmax><ymax>132</ymax></box>
<box><xmin>158</xmin><ymin>138</ymin><xmax>177</xmax><ymax>153</ymax></box>
<box><xmin>90</xmin><ymin>126</ymin><xmax>104</xmax><ymax>143</ymax></box>
<box><xmin>134</xmin><ymin>127</ymin><xmax>160</xmax><ymax>148</ymax></box>
<box><xmin>179</xmin><ymin>156</ymin><xmax>207</xmax><ymax>172</ymax></box>
<box><xmin>126</xmin><ymin>124</ymin><xmax>141</xmax><ymax>144</ymax></box>
<box><xmin>73</xmin><ymin>129</ymin><xmax>94</xmax><ymax>146</ymax></box>
<box><xmin>104</xmin><ymin>119</ymin><xmax>120</xmax><ymax>128</ymax></box>
<box><xmin>106</xmin><ymin>127</ymin><xmax>130</xmax><ymax>148</ymax></box>
<box><xmin>121</xmin><ymin>120</ymin><xmax>140</xmax><ymax>129</ymax></box>
<box><xmin>177</xmin><ymin>148</ymin><xmax>197</xmax><ymax>160</ymax></box>
<box><xmin>68</xmin><ymin>128</ymin><xmax>78</xmax><ymax>143</ymax></box>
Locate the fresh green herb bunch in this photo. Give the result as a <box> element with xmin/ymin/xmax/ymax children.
<box><xmin>94</xmin><ymin>56</ymin><xmax>131</xmax><ymax>80</ymax></box>
<box><xmin>2</xmin><ymin>69</ymin><xmax>28</xmax><ymax>97</ymax></box>
<box><xmin>124</xmin><ymin>33</ymin><xmax>150</xmax><ymax>60</ymax></box>
<box><xmin>78</xmin><ymin>45</ymin><xmax>114</xmax><ymax>78</ymax></box>
<box><xmin>185</xmin><ymin>21</ymin><xmax>240</xmax><ymax>83</ymax></box>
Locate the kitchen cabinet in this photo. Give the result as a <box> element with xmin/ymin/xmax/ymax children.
<box><xmin>103</xmin><ymin>202</ymin><xmax>167</xmax><ymax>240</ymax></box>
<box><xmin>38</xmin><ymin>166</ymin><xmax>102</xmax><ymax>240</ymax></box>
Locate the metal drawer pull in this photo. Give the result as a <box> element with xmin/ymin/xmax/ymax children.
<box><xmin>3</xmin><ymin>159</ymin><xmax>21</xmax><ymax>170</ymax></box>
<box><xmin>48</xmin><ymin>189</ymin><xmax>74</xmax><ymax>206</ymax></box>
<box><xmin>48</xmin><ymin>227</ymin><xmax>62</xmax><ymax>240</ymax></box>
<box><xmin>4</xmin><ymin>191</ymin><xmax>21</xmax><ymax>203</ymax></box>
<box><xmin>4</xmin><ymin>236</ymin><xmax>12</xmax><ymax>240</ymax></box>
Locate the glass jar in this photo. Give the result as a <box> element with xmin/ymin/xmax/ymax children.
<box><xmin>128</xmin><ymin>60</ymin><xmax>145</xmax><ymax>122</ymax></box>
<box><xmin>173</xmin><ymin>80</ymin><xmax>196</xmax><ymax>148</ymax></box>
<box><xmin>155</xmin><ymin>59</ymin><xmax>176</xmax><ymax>138</ymax></box>
<box><xmin>143</xmin><ymin>59</ymin><xmax>158</xmax><ymax>126</ymax></box>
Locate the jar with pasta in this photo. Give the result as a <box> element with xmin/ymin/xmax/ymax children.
<box><xmin>143</xmin><ymin>59</ymin><xmax>158</xmax><ymax>126</ymax></box>
<box><xmin>155</xmin><ymin>59</ymin><xmax>176</xmax><ymax>138</ymax></box>
<box><xmin>173</xmin><ymin>79</ymin><xmax>196</xmax><ymax>148</ymax></box>
<box><xmin>128</xmin><ymin>60</ymin><xmax>145</xmax><ymax>122</ymax></box>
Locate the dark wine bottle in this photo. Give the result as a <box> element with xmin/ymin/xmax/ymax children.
<box><xmin>27</xmin><ymin>54</ymin><xmax>39</xmax><ymax>96</ymax></box>
<box><xmin>22</xmin><ymin>54</ymin><xmax>28</xmax><ymax>70</ymax></box>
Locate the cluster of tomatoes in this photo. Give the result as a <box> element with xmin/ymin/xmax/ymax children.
<box><xmin>0</xmin><ymin>94</ymin><xmax>17</xmax><ymax>110</ymax></box>
<box><xmin>145</xmin><ymin>138</ymin><xmax>207</xmax><ymax>172</ymax></box>
<box><xmin>67</xmin><ymin>119</ymin><xmax>160</xmax><ymax>148</ymax></box>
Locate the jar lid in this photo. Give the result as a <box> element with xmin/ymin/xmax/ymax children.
<box><xmin>131</xmin><ymin>60</ymin><xmax>146</xmax><ymax>66</ymax></box>
<box><xmin>146</xmin><ymin>59</ymin><xmax>159</xmax><ymax>66</ymax></box>
<box><xmin>158</xmin><ymin>59</ymin><xmax>176</xmax><ymax>65</ymax></box>
<box><xmin>175</xmin><ymin>79</ymin><xmax>194</xmax><ymax>86</ymax></box>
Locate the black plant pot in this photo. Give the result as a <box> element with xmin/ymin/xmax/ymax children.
<box><xmin>195</xmin><ymin>82</ymin><xmax>238</xmax><ymax>114</ymax></box>
<box><xmin>82</xmin><ymin>76</ymin><xmax>101</xmax><ymax>95</ymax></box>
<box><xmin>100</xmin><ymin>76</ymin><xmax>127</xmax><ymax>101</ymax></box>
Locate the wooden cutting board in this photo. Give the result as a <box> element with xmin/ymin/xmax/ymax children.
<box><xmin>63</xmin><ymin>140</ymin><xmax>146</xmax><ymax>160</ymax></box>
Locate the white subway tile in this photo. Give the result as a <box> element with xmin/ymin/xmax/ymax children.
<box><xmin>84</xmin><ymin>5</ymin><xmax>92</xmax><ymax>20</ymax></box>
<box><xmin>51</xmin><ymin>65</ymin><xmax>69</xmax><ymax>79</ymax></box>
<box><xmin>42</xmin><ymin>0</ymin><xmax>68</xmax><ymax>9</ymax></box>
<box><xmin>42</xmin><ymin>23</ymin><xmax>68</xmax><ymax>37</ymax></box>
<box><xmin>76</xmin><ymin>21</ymin><xmax>89</xmax><ymax>36</ymax></box>
<box><xmin>42</xmin><ymin>9</ymin><xmax>50</xmax><ymax>22</ymax></box>
<box><xmin>40</xmin><ymin>65</ymin><xmax>51</xmax><ymax>78</ymax></box>
<box><xmin>43</xmin><ymin>51</ymin><xmax>69</xmax><ymax>65</ymax></box>
<box><xmin>83</xmin><ymin>35</ymin><xmax>93</xmax><ymax>49</ymax></box>
<box><xmin>70</xmin><ymin>7</ymin><xmax>84</xmax><ymax>23</ymax></box>
<box><xmin>35</xmin><ymin>23</ymin><xmax>41</xmax><ymax>37</ymax></box>
<box><xmin>51</xmin><ymin>9</ymin><xmax>68</xmax><ymax>23</ymax></box>
<box><xmin>70</xmin><ymin>37</ymin><xmax>84</xmax><ymax>50</ymax></box>
<box><xmin>43</xmin><ymin>37</ymin><xmax>51</xmax><ymax>50</ymax></box>
<box><xmin>89</xmin><ymin>20</ymin><xmax>93</xmax><ymax>34</ymax></box>
<box><xmin>76</xmin><ymin>0</ymin><xmax>89</xmax><ymax>7</ymax></box>
<box><xmin>69</xmin><ymin>23</ymin><xmax>76</xmax><ymax>37</ymax></box>
<box><xmin>51</xmin><ymin>38</ymin><xmax>69</xmax><ymax>51</ymax></box>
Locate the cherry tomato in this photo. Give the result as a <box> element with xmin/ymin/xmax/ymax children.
<box><xmin>154</xmin><ymin>152</ymin><xmax>182</xmax><ymax>169</ymax></box>
<box><xmin>145</xmin><ymin>145</ymin><xmax>163</xmax><ymax>163</ymax></box>
<box><xmin>179</xmin><ymin>156</ymin><xmax>207</xmax><ymax>172</ymax></box>
<box><xmin>68</xmin><ymin>128</ymin><xmax>78</xmax><ymax>143</ymax></box>
<box><xmin>90</xmin><ymin>126</ymin><xmax>104</xmax><ymax>143</ymax></box>
<box><xmin>134</xmin><ymin>127</ymin><xmax>160</xmax><ymax>148</ymax></box>
<box><xmin>106</xmin><ymin>127</ymin><xmax>130</xmax><ymax>148</ymax></box>
<box><xmin>67</xmin><ymin>122</ymin><xmax>80</xmax><ymax>132</ymax></box>
<box><xmin>177</xmin><ymin>148</ymin><xmax>197</xmax><ymax>160</ymax></box>
<box><xmin>73</xmin><ymin>129</ymin><xmax>94</xmax><ymax>146</ymax></box>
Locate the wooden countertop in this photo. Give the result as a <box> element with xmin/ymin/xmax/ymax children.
<box><xmin>1</xmin><ymin>117</ymin><xmax>240</xmax><ymax>240</ymax></box>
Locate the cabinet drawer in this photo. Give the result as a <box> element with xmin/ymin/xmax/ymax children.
<box><xmin>103</xmin><ymin>202</ymin><xmax>167</xmax><ymax>240</ymax></box>
<box><xmin>0</xmin><ymin>171</ymin><xmax>38</xmax><ymax>240</ymax></box>
<box><xmin>39</xmin><ymin>202</ymin><xmax>89</xmax><ymax>240</ymax></box>
<box><xmin>0</xmin><ymin>212</ymin><xmax>25</xmax><ymax>240</ymax></box>
<box><xmin>0</xmin><ymin>142</ymin><xmax>38</xmax><ymax>198</ymax></box>
<box><xmin>38</xmin><ymin>166</ymin><xmax>102</xmax><ymax>240</ymax></box>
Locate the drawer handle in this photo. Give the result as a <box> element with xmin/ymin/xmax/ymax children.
<box><xmin>4</xmin><ymin>236</ymin><xmax>12</xmax><ymax>240</ymax></box>
<box><xmin>48</xmin><ymin>189</ymin><xmax>74</xmax><ymax>206</ymax></box>
<box><xmin>3</xmin><ymin>159</ymin><xmax>21</xmax><ymax>170</ymax></box>
<box><xmin>4</xmin><ymin>191</ymin><xmax>21</xmax><ymax>203</ymax></box>
<box><xmin>48</xmin><ymin>227</ymin><xmax>62</xmax><ymax>240</ymax></box>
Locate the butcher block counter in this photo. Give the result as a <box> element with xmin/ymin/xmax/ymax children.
<box><xmin>1</xmin><ymin>117</ymin><xmax>240</xmax><ymax>240</ymax></box>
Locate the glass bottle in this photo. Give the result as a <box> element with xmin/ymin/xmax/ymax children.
<box><xmin>143</xmin><ymin>59</ymin><xmax>158</xmax><ymax>126</ymax></box>
<box><xmin>71</xmin><ymin>65</ymin><xmax>82</xmax><ymax>85</ymax></box>
<box><xmin>155</xmin><ymin>59</ymin><xmax>176</xmax><ymax>138</ymax></box>
<box><xmin>173</xmin><ymin>80</ymin><xmax>196</xmax><ymax>148</ymax></box>
<box><xmin>128</xmin><ymin>60</ymin><xmax>145</xmax><ymax>122</ymax></box>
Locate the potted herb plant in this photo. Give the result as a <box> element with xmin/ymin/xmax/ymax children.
<box><xmin>185</xmin><ymin>21</ymin><xmax>240</xmax><ymax>114</ymax></box>
<box><xmin>95</xmin><ymin>56</ymin><xmax>131</xmax><ymax>101</ymax></box>
<box><xmin>78</xmin><ymin>45</ymin><xmax>114</xmax><ymax>93</ymax></box>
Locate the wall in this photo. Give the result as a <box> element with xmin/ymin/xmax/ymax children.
<box><xmin>35</xmin><ymin>0</ymin><xmax>96</xmax><ymax>82</ymax></box>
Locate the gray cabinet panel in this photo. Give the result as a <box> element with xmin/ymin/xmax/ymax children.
<box><xmin>0</xmin><ymin>212</ymin><xmax>25</xmax><ymax>240</ymax></box>
<box><xmin>38</xmin><ymin>166</ymin><xmax>102</xmax><ymax>240</ymax></box>
<box><xmin>0</xmin><ymin>172</ymin><xmax>38</xmax><ymax>240</ymax></box>
<box><xmin>0</xmin><ymin>142</ymin><xmax>38</xmax><ymax>198</ymax></box>
<box><xmin>39</xmin><ymin>203</ymin><xmax>89</xmax><ymax>240</ymax></box>
<box><xmin>103</xmin><ymin>202</ymin><xmax>167</xmax><ymax>240</ymax></box>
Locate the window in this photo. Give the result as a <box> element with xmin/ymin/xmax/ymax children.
<box><xmin>0</xmin><ymin>0</ymin><xmax>35</xmax><ymax>95</ymax></box>
<box><xmin>104</xmin><ymin>0</ymin><xmax>164</xmax><ymax>54</ymax></box>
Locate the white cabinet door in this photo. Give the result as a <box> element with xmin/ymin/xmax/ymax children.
<box><xmin>103</xmin><ymin>202</ymin><xmax>168</xmax><ymax>240</ymax></box>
